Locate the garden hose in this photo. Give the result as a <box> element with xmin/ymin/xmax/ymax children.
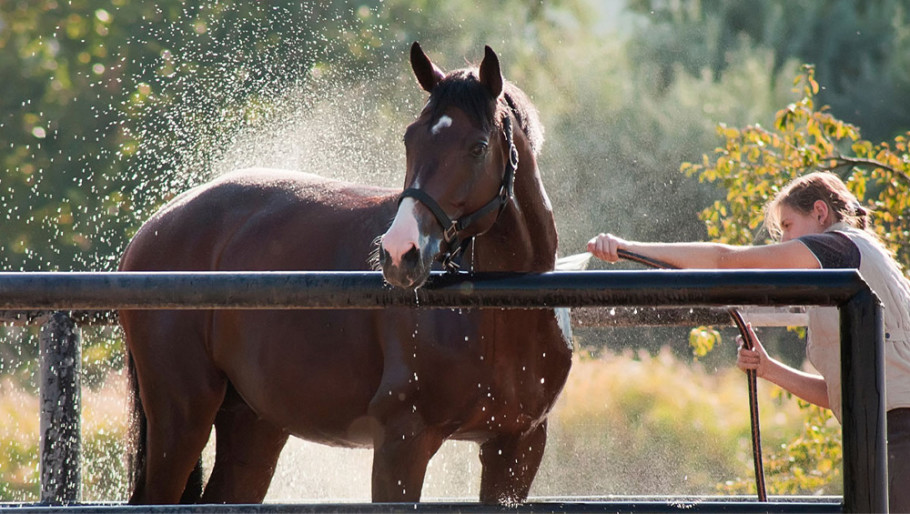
<box><xmin>614</xmin><ymin>248</ymin><xmax>767</xmax><ymax>502</ymax></box>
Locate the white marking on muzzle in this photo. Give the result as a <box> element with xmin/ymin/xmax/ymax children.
<box><xmin>382</xmin><ymin>197</ymin><xmax>423</xmax><ymax>267</ymax></box>
<box><xmin>431</xmin><ymin>115</ymin><xmax>453</xmax><ymax>135</ymax></box>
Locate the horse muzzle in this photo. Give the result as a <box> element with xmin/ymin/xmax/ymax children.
<box><xmin>378</xmin><ymin>238</ymin><xmax>440</xmax><ymax>289</ymax></box>
<box><xmin>378</xmin><ymin>205</ymin><xmax>442</xmax><ymax>289</ymax></box>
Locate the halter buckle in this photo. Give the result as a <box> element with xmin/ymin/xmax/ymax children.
<box><xmin>444</xmin><ymin>221</ymin><xmax>459</xmax><ymax>243</ymax></box>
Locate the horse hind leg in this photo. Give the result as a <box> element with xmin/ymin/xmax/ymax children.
<box><xmin>478</xmin><ymin>421</ymin><xmax>548</xmax><ymax>505</ymax></box>
<box><xmin>128</xmin><ymin>401</ymin><xmax>203</xmax><ymax>504</ymax></box>
<box><xmin>133</xmin><ymin>380</ymin><xmax>225</xmax><ymax>504</ymax></box>
<box><xmin>201</xmin><ymin>383</ymin><xmax>289</xmax><ymax>503</ymax></box>
<box><xmin>124</xmin><ymin>311</ymin><xmax>227</xmax><ymax>504</ymax></box>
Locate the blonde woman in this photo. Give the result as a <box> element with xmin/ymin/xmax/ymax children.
<box><xmin>588</xmin><ymin>172</ymin><xmax>910</xmax><ymax>511</ymax></box>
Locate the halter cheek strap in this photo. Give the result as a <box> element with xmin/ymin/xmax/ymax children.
<box><xmin>398</xmin><ymin>115</ymin><xmax>519</xmax><ymax>272</ymax></box>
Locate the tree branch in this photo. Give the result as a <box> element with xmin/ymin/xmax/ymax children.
<box><xmin>819</xmin><ymin>155</ymin><xmax>910</xmax><ymax>184</ymax></box>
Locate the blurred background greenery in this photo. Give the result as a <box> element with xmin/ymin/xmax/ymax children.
<box><xmin>2</xmin><ymin>0</ymin><xmax>908</xmax><ymax>502</ymax></box>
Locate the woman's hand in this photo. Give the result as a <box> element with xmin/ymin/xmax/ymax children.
<box><xmin>736</xmin><ymin>323</ymin><xmax>770</xmax><ymax>378</ymax></box>
<box><xmin>587</xmin><ymin>233</ymin><xmax>627</xmax><ymax>263</ymax></box>
<box><xmin>735</xmin><ymin>322</ymin><xmax>830</xmax><ymax>409</ymax></box>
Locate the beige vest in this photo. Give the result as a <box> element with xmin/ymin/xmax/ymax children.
<box><xmin>805</xmin><ymin>223</ymin><xmax>910</xmax><ymax>421</ymax></box>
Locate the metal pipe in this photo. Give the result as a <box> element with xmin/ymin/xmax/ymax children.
<box><xmin>39</xmin><ymin>312</ymin><xmax>82</xmax><ymax>505</ymax></box>
<box><xmin>0</xmin><ymin>270</ymin><xmax>867</xmax><ymax>310</ymax></box>
<box><xmin>2</xmin><ymin>307</ymin><xmax>807</xmax><ymax>329</ymax></box>
<box><xmin>841</xmin><ymin>289</ymin><xmax>887</xmax><ymax>513</ymax></box>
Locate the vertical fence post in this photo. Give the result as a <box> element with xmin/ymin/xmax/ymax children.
<box><xmin>841</xmin><ymin>289</ymin><xmax>887</xmax><ymax>513</ymax></box>
<box><xmin>39</xmin><ymin>311</ymin><xmax>81</xmax><ymax>505</ymax></box>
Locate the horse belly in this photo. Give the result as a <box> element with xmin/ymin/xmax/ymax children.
<box><xmin>211</xmin><ymin>309</ymin><xmax>384</xmax><ymax>448</ymax></box>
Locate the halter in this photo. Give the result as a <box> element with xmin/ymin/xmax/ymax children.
<box><xmin>398</xmin><ymin>114</ymin><xmax>519</xmax><ymax>272</ymax></box>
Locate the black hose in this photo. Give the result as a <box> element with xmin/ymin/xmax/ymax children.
<box><xmin>616</xmin><ymin>248</ymin><xmax>768</xmax><ymax>502</ymax></box>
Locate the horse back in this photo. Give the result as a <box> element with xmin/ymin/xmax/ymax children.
<box><xmin>120</xmin><ymin>168</ymin><xmax>398</xmax><ymax>272</ymax></box>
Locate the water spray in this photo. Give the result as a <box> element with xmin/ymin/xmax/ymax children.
<box><xmin>554</xmin><ymin>251</ymin><xmax>594</xmax><ymax>271</ymax></box>
<box><xmin>556</xmin><ymin>249</ymin><xmax>768</xmax><ymax>502</ymax></box>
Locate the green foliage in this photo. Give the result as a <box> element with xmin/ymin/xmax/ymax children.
<box><xmin>0</xmin><ymin>0</ymin><xmax>396</xmax><ymax>271</ymax></box>
<box><xmin>763</xmin><ymin>398</ymin><xmax>842</xmax><ymax>495</ymax></box>
<box><xmin>689</xmin><ymin>325</ymin><xmax>720</xmax><ymax>359</ymax></box>
<box><xmin>719</xmin><ymin>394</ymin><xmax>842</xmax><ymax>496</ymax></box>
<box><xmin>4</xmin><ymin>0</ymin><xmax>908</xmax><ymax>269</ymax></box>
<box><xmin>683</xmin><ymin>64</ymin><xmax>910</xmax><ymax>268</ymax></box>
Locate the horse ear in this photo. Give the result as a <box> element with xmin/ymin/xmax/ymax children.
<box><xmin>479</xmin><ymin>45</ymin><xmax>503</xmax><ymax>99</ymax></box>
<box><xmin>410</xmin><ymin>42</ymin><xmax>445</xmax><ymax>93</ymax></box>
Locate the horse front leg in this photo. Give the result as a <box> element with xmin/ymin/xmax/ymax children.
<box><xmin>479</xmin><ymin>420</ymin><xmax>548</xmax><ymax>505</ymax></box>
<box><xmin>369</xmin><ymin>412</ymin><xmax>444</xmax><ymax>502</ymax></box>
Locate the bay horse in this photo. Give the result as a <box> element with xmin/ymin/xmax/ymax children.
<box><xmin>118</xmin><ymin>42</ymin><xmax>572</xmax><ymax>505</ymax></box>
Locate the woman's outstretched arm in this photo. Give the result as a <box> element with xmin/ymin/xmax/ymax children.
<box><xmin>586</xmin><ymin>233</ymin><xmax>821</xmax><ymax>270</ymax></box>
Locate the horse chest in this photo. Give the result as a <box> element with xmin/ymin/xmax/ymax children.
<box><xmin>401</xmin><ymin>309</ymin><xmax>570</xmax><ymax>435</ymax></box>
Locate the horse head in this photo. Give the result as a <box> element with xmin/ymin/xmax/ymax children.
<box><xmin>379</xmin><ymin>42</ymin><xmax>518</xmax><ymax>289</ymax></box>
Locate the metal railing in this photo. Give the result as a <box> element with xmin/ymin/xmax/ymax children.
<box><xmin>0</xmin><ymin>269</ymin><xmax>886</xmax><ymax>512</ymax></box>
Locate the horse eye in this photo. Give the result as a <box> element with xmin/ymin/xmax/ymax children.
<box><xmin>471</xmin><ymin>142</ymin><xmax>488</xmax><ymax>158</ymax></box>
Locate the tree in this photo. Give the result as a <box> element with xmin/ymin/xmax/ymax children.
<box><xmin>626</xmin><ymin>0</ymin><xmax>910</xmax><ymax>141</ymax></box>
<box><xmin>683</xmin><ymin>64</ymin><xmax>910</xmax><ymax>267</ymax></box>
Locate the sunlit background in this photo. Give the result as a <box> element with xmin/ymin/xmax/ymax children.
<box><xmin>4</xmin><ymin>0</ymin><xmax>908</xmax><ymax>502</ymax></box>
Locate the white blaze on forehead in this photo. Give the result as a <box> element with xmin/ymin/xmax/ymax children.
<box><xmin>430</xmin><ymin>115</ymin><xmax>453</xmax><ymax>135</ymax></box>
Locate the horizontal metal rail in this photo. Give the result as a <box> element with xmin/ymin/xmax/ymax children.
<box><xmin>0</xmin><ymin>270</ymin><xmax>886</xmax><ymax>512</ymax></box>
<box><xmin>0</xmin><ymin>306</ymin><xmax>808</xmax><ymax>329</ymax></box>
<box><xmin>0</xmin><ymin>269</ymin><xmax>872</xmax><ymax>310</ymax></box>
<box><xmin>0</xmin><ymin>496</ymin><xmax>845</xmax><ymax>513</ymax></box>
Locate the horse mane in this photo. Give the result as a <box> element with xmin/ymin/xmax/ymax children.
<box><xmin>425</xmin><ymin>68</ymin><xmax>544</xmax><ymax>156</ymax></box>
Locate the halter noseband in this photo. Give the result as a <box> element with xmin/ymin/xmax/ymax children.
<box><xmin>398</xmin><ymin>115</ymin><xmax>519</xmax><ymax>272</ymax></box>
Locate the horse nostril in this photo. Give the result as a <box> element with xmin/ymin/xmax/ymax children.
<box><xmin>402</xmin><ymin>245</ymin><xmax>420</xmax><ymax>267</ymax></box>
<box><xmin>380</xmin><ymin>244</ymin><xmax>392</xmax><ymax>266</ymax></box>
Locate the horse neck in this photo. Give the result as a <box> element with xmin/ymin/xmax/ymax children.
<box><xmin>472</xmin><ymin>150</ymin><xmax>558</xmax><ymax>273</ymax></box>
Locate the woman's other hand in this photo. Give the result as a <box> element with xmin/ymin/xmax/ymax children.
<box><xmin>736</xmin><ymin>323</ymin><xmax>770</xmax><ymax>378</ymax></box>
